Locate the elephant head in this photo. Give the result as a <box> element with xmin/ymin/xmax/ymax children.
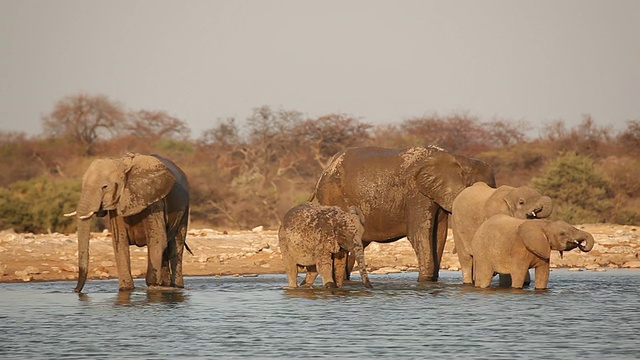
<box><xmin>517</xmin><ymin>220</ymin><xmax>595</xmax><ymax>260</ymax></box>
<box><xmin>486</xmin><ymin>186</ymin><xmax>554</xmax><ymax>220</ymax></box>
<box><xmin>416</xmin><ymin>150</ymin><xmax>496</xmax><ymax>212</ymax></box>
<box><xmin>65</xmin><ymin>153</ymin><xmax>178</xmax><ymax>292</ymax></box>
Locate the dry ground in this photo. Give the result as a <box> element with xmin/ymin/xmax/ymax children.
<box><xmin>0</xmin><ymin>223</ymin><xmax>638</xmax><ymax>284</ymax></box>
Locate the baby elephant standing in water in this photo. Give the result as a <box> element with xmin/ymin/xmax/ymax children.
<box><xmin>278</xmin><ymin>203</ymin><xmax>372</xmax><ymax>289</ymax></box>
<box><xmin>472</xmin><ymin>214</ymin><xmax>595</xmax><ymax>289</ymax></box>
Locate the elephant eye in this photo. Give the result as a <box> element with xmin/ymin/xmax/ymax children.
<box><xmin>518</xmin><ymin>199</ymin><xmax>525</xmax><ymax>205</ymax></box>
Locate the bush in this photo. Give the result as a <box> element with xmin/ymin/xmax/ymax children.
<box><xmin>530</xmin><ymin>152</ymin><xmax>614</xmax><ymax>224</ymax></box>
<box><xmin>0</xmin><ymin>177</ymin><xmax>80</xmax><ymax>233</ymax></box>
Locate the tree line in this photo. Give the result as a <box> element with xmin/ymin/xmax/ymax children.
<box><xmin>1</xmin><ymin>93</ymin><xmax>638</xmax><ymax>234</ymax></box>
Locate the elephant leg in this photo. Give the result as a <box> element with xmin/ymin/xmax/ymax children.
<box><xmin>110</xmin><ymin>217</ymin><xmax>134</xmax><ymax>291</ymax></box>
<box><xmin>509</xmin><ymin>267</ymin><xmax>530</xmax><ymax>289</ymax></box>
<box><xmin>434</xmin><ymin>209</ymin><xmax>448</xmax><ymax>278</ymax></box>
<box><xmin>473</xmin><ymin>258</ymin><xmax>493</xmax><ymax>288</ymax></box>
<box><xmin>161</xmin><ymin>241</ymin><xmax>173</xmax><ymax>287</ymax></box>
<box><xmin>145</xmin><ymin>209</ymin><xmax>169</xmax><ymax>287</ymax></box>
<box><xmin>407</xmin><ymin>203</ymin><xmax>446</xmax><ymax>282</ymax></box>
<box><xmin>300</xmin><ymin>266</ymin><xmax>318</xmax><ymax>287</ymax></box>
<box><xmin>533</xmin><ymin>263</ymin><xmax>550</xmax><ymax>290</ymax></box>
<box><xmin>317</xmin><ymin>255</ymin><xmax>336</xmax><ymax>288</ymax></box>
<box><xmin>167</xmin><ymin>220</ymin><xmax>188</xmax><ymax>288</ymax></box>
<box><xmin>280</xmin><ymin>246</ymin><xmax>299</xmax><ymax>288</ymax></box>
<box><xmin>500</xmin><ymin>270</ymin><xmax>532</xmax><ymax>287</ymax></box>
<box><xmin>452</xmin><ymin>228</ymin><xmax>473</xmax><ymax>284</ymax></box>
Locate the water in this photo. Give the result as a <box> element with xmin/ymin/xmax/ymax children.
<box><xmin>1</xmin><ymin>270</ymin><xmax>638</xmax><ymax>359</ymax></box>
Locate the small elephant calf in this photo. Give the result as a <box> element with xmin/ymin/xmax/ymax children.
<box><xmin>278</xmin><ymin>203</ymin><xmax>372</xmax><ymax>289</ymax></box>
<box><xmin>471</xmin><ymin>214</ymin><xmax>594</xmax><ymax>289</ymax></box>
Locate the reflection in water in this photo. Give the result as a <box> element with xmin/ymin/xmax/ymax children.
<box><xmin>282</xmin><ymin>287</ymin><xmax>374</xmax><ymax>300</ymax></box>
<box><xmin>114</xmin><ymin>288</ymin><xmax>188</xmax><ymax>305</ymax></box>
<box><xmin>0</xmin><ymin>270</ymin><xmax>638</xmax><ymax>359</ymax></box>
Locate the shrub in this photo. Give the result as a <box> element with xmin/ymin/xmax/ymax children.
<box><xmin>530</xmin><ymin>152</ymin><xmax>613</xmax><ymax>224</ymax></box>
<box><xmin>0</xmin><ymin>177</ymin><xmax>80</xmax><ymax>233</ymax></box>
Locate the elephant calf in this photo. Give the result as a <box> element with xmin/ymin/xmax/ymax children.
<box><xmin>451</xmin><ymin>182</ymin><xmax>553</xmax><ymax>284</ymax></box>
<box><xmin>471</xmin><ymin>214</ymin><xmax>594</xmax><ymax>289</ymax></box>
<box><xmin>278</xmin><ymin>203</ymin><xmax>372</xmax><ymax>289</ymax></box>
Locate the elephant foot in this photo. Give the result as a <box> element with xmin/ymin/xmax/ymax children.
<box><xmin>417</xmin><ymin>275</ymin><xmax>439</xmax><ymax>283</ymax></box>
<box><xmin>147</xmin><ymin>285</ymin><xmax>179</xmax><ymax>291</ymax></box>
<box><xmin>363</xmin><ymin>280</ymin><xmax>373</xmax><ymax>289</ymax></box>
<box><xmin>324</xmin><ymin>282</ymin><xmax>337</xmax><ymax>289</ymax></box>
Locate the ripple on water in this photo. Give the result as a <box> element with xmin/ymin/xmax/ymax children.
<box><xmin>0</xmin><ymin>270</ymin><xmax>638</xmax><ymax>359</ymax></box>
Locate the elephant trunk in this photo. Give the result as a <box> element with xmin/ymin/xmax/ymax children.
<box><xmin>74</xmin><ymin>218</ymin><xmax>91</xmax><ymax>293</ymax></box>
<box><xmin>534</xmin><ymin>196</ymin><xmax>554</xmax><ymax>219</ymax></box>
<box><xmin>578</xmin><ymin>233</ymin><xmax>595</xmax><ymax>252</ymax></box>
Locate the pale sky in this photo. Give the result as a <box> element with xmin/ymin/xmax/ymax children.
<box><xmin>1</xmin><ymin>0</ymin><xmax>639</xmax><ymax>138</ymax></box>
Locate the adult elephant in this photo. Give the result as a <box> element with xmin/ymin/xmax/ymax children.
<box><xmin>65</xmin><ymin>153</ymin><xmax>190</xmax><ymax>293</ymax></box>
<box><xmin>451</xmin><ymin>182</ymin><xmax>553</xmax><ymax>284</ymax></box>
<box><xmin>309</xmin><ymin>146</ymin><xmax>496</xmax><ymax>284</ymax></box>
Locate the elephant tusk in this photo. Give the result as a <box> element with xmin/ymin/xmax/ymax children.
<box><xmin>63</xmin><ymin>211</ymin><xmax>77</xmax><ymax>217</ymax></box>
<box><xmin>78</xmin><ymin>211</ymin><xmax>94</xmax><ymax>220</ymax></box>
<box><xmin>531</xmin><ymin>211</ymin><xmax>537</xmax><ymax>218</ymax></box>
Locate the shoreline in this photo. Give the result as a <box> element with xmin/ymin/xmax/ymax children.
<box><xmin>1</xmin><ymin>223</ymin><xmax>638</xmax><ymax>284</ymax></box>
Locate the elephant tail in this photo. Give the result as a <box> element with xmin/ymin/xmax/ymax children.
<box><xmin>185</xmin><ymin>241</ymin><xmax>193</xmax><ymax>255</ymax></box>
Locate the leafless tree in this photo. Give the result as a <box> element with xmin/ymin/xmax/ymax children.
<box><xmin>42</xmin><ymin>93</ymin><xmax>127</xmax><ymax>155</ymax></box>
<box><xmin>125</xmin><ymin>110</ymin><xmax>191</xmax><ymax>140</ymax></box>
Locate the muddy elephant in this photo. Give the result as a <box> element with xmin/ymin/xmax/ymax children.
<box><xmin>451</xmin><ymin>182</ymin><xmax>553</xmax><ymax>284</ymax></box>
<box><xmin>309</xmin><ymin>146</ymin><xmax>496</xmax><ymax>284</ymax></box>
<box><xmin>471</xmin><ymin>214</ymin><xmax>594</xmax><ymax>289</ymax></box>
<box><xmin>65</xmin><ymin>153</ymin><xmax>190</xmax><ymax>292</ymax></box>
<box><xmin>278</xmin><ymin>203</ymin><xmax>371</xmax><ymax>289</ymax></box>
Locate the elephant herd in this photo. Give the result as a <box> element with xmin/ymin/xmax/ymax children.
<box><xmin>67</xmin><ymin>146</ymin><xmax>594</xmax><ymax>293</ymax></box>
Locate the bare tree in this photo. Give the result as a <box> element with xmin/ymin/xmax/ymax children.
<box><xmin>125</xmin><ymin>110</ymin><xmax>191</xmax><ymax>140</ymax></box>
<box><xmin>42</xmin><ymin>93</ymin><xmax>127</xmax><ymax>155</ymax></box>
<box><xmin>292</xmin><ymin>113</ymin><xmax>371</xmax><ymax>166</ymax></box>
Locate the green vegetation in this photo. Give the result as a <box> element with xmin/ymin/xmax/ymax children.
<box><xmin>0</xmin><ymin>93</ymin><xmax>638</xmax><ymax>232</ymax></box>
<box><xmin>531</xmin><ymin>153</ymin><xmax>613</xmax><ymax>223</ymax></box>
<box><xmin>0</xmin><ymin>177</ymin><xmax>80</xmax><ymax>233</ymax></box>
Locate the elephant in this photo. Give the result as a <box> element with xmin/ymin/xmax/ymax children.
<box><xmin>64</xmin><ymin>152</ymin><xmax>190</xmax><ymax>292</ymax></box>
<box><xmin>278</xmin><ymin>203</ymin><xmax>371</xmax><ymax>289</ymax></box>
<box><xmin>451</xmin><ymin>182</ymin><xmax>553</xmax><ymax>284</ymax></box>
<box><xmin>471</xmin><ymin>214</ymin><xmax>595</xmax><ymax>289</ymax></box>
<box><xmin>308</xmin><ymin>146</ymin><xmax>496</xmax><ymax>285</ymax></box>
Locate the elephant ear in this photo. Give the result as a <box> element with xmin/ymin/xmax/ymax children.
<box><xmin>484</xmin><ymin>186</ymin><xmax>515</xmax><ymax>217</ymax></box>
<box><xmin>517</xmin><ymin>221</ymin><xmax>551</xmax><ymax>260</ymax></box>
<box><xmin>116</xmin><ymin>154</ymin><xmax>176</xmax><ymax>217</ymax></box>
<box><xmin>415</xmin><ymin>151</ymin><xmax>465</xmax><ymax>212</ymax></box>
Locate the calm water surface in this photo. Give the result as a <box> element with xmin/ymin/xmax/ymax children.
<box><xmin>1</xmin><ymin>270</ymin><xmax>639</xmax><ymax>359</ymax></box>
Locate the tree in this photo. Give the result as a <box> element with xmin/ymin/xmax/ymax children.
<box><xmin>125</xmin><ymin>110</ymin><xmax>191</xmax><ymax>141</ymax></box>
<box><xmin>291</xmin><ymin>113</ymin><xmax>372</xmax><ymax>167</ymax></box>
<box><xmin>400</xmin><ymin>113</ymin><xmax>492</xmax><ymax>154</ymax></box>
<box><xmin>42</xmin><ymin>93</ymin><xmax>127</xmax><ymax>155</ymax></box>
<box><xmin>540</xmin><ymin>116</ymin><xmax>613</xmax><ymax>158</ymax></box>
<box><xmin>530</xmin><ymin>152</ymin><xmax>613</xmax><ymax>223</ymax></box>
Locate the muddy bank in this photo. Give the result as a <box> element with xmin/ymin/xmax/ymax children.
<box><xmin>0</xmin><ymin>224</ymin><xmax>638</xmax><ymax>284</ymax></box>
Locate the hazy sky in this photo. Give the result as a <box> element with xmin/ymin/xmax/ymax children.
<box><xmin>1</xmin><ymin>0</ymin><xmax>639</xmax><ymax>138</ymax></box>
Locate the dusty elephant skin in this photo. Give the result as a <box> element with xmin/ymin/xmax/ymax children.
<box><xmin>65</xmin><ymin>153</ymin><xmax>190</xmax><ymax>293</ymax></box>
<box><xmin>451</xmin><ymin>182</ymin><xmax>553</xmax><ymax>284</ymax></box>
<box><xmin>309</xmin><ymin>146</ymin><xmax>496</xmax><ymax>284</ymax></box>
<box><xmin>278</xmin><ymin>203</ymin><xmax>371</xmax><ymax>288</ymax></box>
<box><xmin>471</xmin><ymin>214</ymin><xmax>595</xmax><ymax>289</ymax></box>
